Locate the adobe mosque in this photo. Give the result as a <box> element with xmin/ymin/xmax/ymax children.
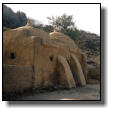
<box><xmin>3</xmin><ymin>20</ymin><xmax>87</xmax><ymax>93</ymax></box>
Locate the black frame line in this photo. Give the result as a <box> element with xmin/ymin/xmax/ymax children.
<box><xmin>2</xmin><ymin>3</ymin><xmax>102</xmax><ymax>105</ymax></box>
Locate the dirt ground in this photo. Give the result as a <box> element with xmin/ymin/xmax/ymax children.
<box><xmin>3</xmin><ymin>79</ymin><xmax>100</xmax><ymax>100</ymax></box>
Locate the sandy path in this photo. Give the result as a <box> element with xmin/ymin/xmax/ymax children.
<box><xmin>16</xmin><ymin>84</ymin><xmax>100</xmax><ymax>100</ymax></box>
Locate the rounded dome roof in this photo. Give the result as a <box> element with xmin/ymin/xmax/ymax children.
<box><xmin>50</xmin><ymin>29</ymin><xmax>78</xmax><ymax>49</ymax></box>
<box><xmin>10</xmin><ymin>20</ymin><xmax>50</xmax><ymax>39</ymax></box>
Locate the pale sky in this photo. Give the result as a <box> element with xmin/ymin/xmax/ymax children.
<box><xmin>5</xmin><ymin>4</ymin><xmax>100</xmax><ymax>35</ymax></box>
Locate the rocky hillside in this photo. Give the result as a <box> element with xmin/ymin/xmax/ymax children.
<box><xmin>75</xmin><ymin>30</ymin><xmax>100</xmax><ymax>57</ymax></box>
<box><xmin>3</xmin><ymin>4</ymin><xmax>27</xmax><ymax>29</ymax></box>
<box><xmin>74</xmin><ymin>31</ymin><xmax>100</xmax><ymax>79</ymax></box>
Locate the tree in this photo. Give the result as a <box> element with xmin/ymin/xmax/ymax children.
<box><xmin>47</xmin><ymin>13</ymin><xmax>75</xmax><ymax>30</ymax></box>
<box><xmin>3</xmin><ymin>5</ymin><xmax>27</xmax><ymax>28</ymax></box>
<box><xmin>60</xmin><ymin>27</ymin><xmax>80</xmax><ymax>41</ymax></box>
<box><xmin>43</xmin><ymin>25</ymin><xmax>54</xmax><ymax>33</ymax></box>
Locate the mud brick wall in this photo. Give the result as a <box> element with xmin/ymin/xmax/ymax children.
<box><xmin>87</xmin><ymin>67</ymin><xmax>100</xmax><ymax>80</ymax></box>
<box><xmin>3</xmin><ymin>65</ymin><xmax>34</xmax><ymax>93</ymax></box>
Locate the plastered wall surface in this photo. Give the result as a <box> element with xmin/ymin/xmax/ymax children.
<box><xmin>3</xmin><ymin>65</ymin><xmax>34</xmax><ymax>93</ymax></box>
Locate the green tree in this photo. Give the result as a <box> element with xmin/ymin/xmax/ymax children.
<box><xmin>47</xmin><ymin>13</ymin><xmax>75</xmax><ymax>30</ymax></box>
<box><xmin>43</xmin><ymin>25</ymin><xmax>54</xmax><ymax>33</ymax></box>
<box><xmin>60</xmin><ymin>27</ymin><xmax>80</xmax><ymax>41</ymax></box>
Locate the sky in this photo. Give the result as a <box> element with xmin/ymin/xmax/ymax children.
<box><xmin>5</xmin><ymin>4</ymin><xmax>100</xmax><ymax>36</ymax></box>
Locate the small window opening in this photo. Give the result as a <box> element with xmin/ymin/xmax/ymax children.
<box><xmin>50</xmin><ymin>55</ymin><xmax>53</xmax><ymax>61</ymax></box>
<box><xmin>10</xmin><ymin>53</ymin><xmax>15</xmax><ymax>59</ymax></box>
<box><xmin>66</xmin><ymin>59</ymin><xmax>69</xmax><ymax>64</ymax></box>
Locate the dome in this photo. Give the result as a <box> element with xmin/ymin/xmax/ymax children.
<box><xmin>10</xmin><ymin>20</ymin><xmax>50</xmax><ymax>39</ymax></box>
<box><xmin>50</xmin><ymin>29</ymin><xmax>78</xmax><ymax>49</ymax></box>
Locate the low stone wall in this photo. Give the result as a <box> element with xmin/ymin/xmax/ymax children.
<box><xmin>3</xmin><ymin>65</ymin><xmax>34</xmax><ymax>93</ymax></box>
<box><xmin>87</xmin><ymin>67</ymin><xmax>100</xmax><ymax>80</ymax></box>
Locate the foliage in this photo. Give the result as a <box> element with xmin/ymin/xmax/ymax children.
<box><xmin>60</xmin><ymin>27</ymin><xmax>80</xmax><ymax>41</ymax></box>
<box><xmin>3</xmin><ymin>5</ymin><xmax>27</xmax><ymax>29</ymax></box>
<box><xmin>43</xmin><ymin>25</ymin><xmax>54</xmax><ymax>33</ymax></box>
<box><xmin>47</xmin><ymin>13</ymin><xmax>75</xmax><ymax>30</ymax></box>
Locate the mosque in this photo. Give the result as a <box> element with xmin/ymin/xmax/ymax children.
<box><xmin>3</xmin><ymin>20</ymin><xmax>87</xmax><ymax>93</ymax></box>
